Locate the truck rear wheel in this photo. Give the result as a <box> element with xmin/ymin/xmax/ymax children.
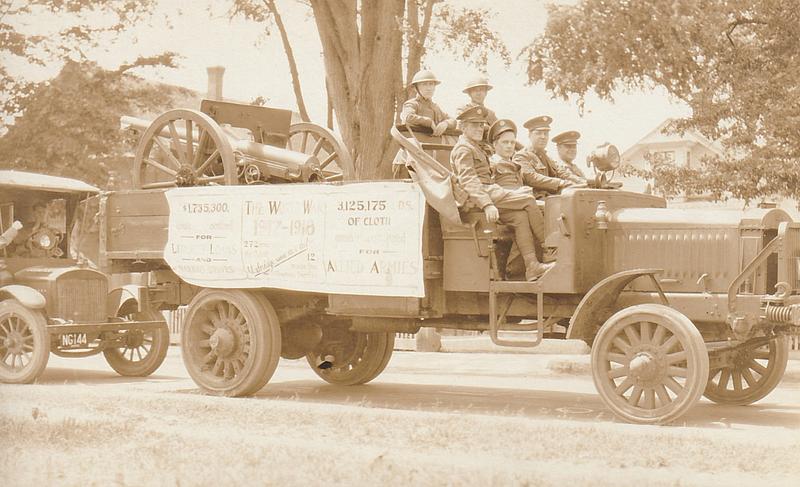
<box><xmin>181</xmin><ymin>289</ymin><xmax>281</xmax><ymax>396</ymax></box>
<box><xmin>0</xmin><ymin>299</ymin><xmax>50</xmax><ymax>384</ymax></box>
<box><xmin>306</xmin><ymin>328</ymin><xmax>394</xmax><ymax>386</ymax></box>
<box><xmin>591</xmin><ymin>304</ymin><xmax>708</xmax><ymax>425</ymax></box>
<box><xmin>103</xmin><ymin>309</ymin><xmax>170</xmax><ymax>377</ymax></box>
<box><xmin>703</xmin><ymin>335</ymin><xmax>789</xmax><ymax>405</ymax></box>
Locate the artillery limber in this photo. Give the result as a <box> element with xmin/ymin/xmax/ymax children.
<box><xmin>74</xmin><ymin>98</ymin><xmax>799</xmax><ymax>424</ymax></box>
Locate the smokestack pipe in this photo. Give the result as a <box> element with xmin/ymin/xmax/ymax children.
<box><xmin>206</xmin><ymin>66</ymin><xmax>225</xmax><ymax>100</ymax></box>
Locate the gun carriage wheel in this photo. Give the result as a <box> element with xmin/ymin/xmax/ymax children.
<box><xmin>590</xmin><ymin>304</ymin><xmax>709</xmax><ymax>424</ymax></box>
<box><xmin>703</xmin><ymin>335</ymin><xmax>789</xmax><ymax>405</ymax></box>
<box><xmin>103</xmin><ymin>308</ymin><xmax>170</xmax><ymax>377</ymax></box>
<box><xmin>306</xmin><ymin>326</ymin><xmax>394</xmax><ymax>385</ymax></box>
<box><xmin>132</xmin><ymin>109</ymin><xmax>237</xmax><ymax>189</ymax></box>
<box><xmin>0</xmin><ymin>299</ymin><xmax>50</xmax><ymax>384</ymax></box>
<box><xmin>288</xmin><ymin>123</ymin><xmax>355</xmax><ymax>182</ymax></box>
<box><xmin>181</xmin><ymin>289</ymin><xmax>281</xmax><ymax>396</ymax></box>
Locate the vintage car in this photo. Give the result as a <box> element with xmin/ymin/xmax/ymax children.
<box><xmin>105</xmin><ymin>100</ymin><xmax>799</xmax><ymax>425</ymax></box>
<box><xmin>0</xmin><ymin>170</ymin><xmax>169</xmax><ymax>383</ymax></box>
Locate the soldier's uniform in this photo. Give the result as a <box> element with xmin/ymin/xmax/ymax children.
<box><xmin>512</xmin><ymin>116</ymin><xmax>573</xmax><ymax>196</ymax></box>
<box><xmin>552</xmin><ymin>130</ymin><xmax>587</xmax><ymax>184</ymax></box>
<box><xmin>451</xmin><ymin>109</ymin><xmax>551</xmax><ymax>280</ymax></box>
<box><xmin>401</xmin><ymin>95</ymin><xmax>456</xmax><ymax>131</ymax></box>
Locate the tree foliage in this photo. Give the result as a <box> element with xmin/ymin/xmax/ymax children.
<box><xmin>0</xmin><ymin>0</ymin><xmax>163</xmax><ymax>129</ymax></box>
<box><xmin>0</xmin><ymin>59</ymin><xmax>193</xmax><ymax>188</ymax></box>
<box><xmin>524</xmin><ymin>0</ymin><xmax>800</xmax><ymax>203</ymax></box>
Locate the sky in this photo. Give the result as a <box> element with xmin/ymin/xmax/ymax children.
<box><xmin>5</xmin><ymin>0</ymin><xmax>691</xmax><ymax>161</ymax></box>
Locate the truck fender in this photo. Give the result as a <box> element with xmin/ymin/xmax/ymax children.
<box><xmin>566</xmin><ymin>269</ymin><xmax>664</xmax><ymax>344</ymax></box>
<box><xmin>0</xmin><ymin>285</ymin><xmax>47</xmax><ymax>309</ymax></box>
<box><xmin>107</xmin><ymin>284</ymin><xmax>146</xmax><ymax>317</ymax></box>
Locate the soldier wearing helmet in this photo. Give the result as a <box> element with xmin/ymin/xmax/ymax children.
<box><xmin>400</xmin><ymin>70</ymin><xmax>456</xmax><ymax>137</ymax></box>
<box><xmin>450</xmin><ymin>107</ymin><xmax>553</xmax><ymax>281</ymax></box>
<box><xmin>512</xmin><ymin>115</ymin><xmax>575</xmax><ymax>197</ymax></box>
<box><xmin>457</xmin><ymin>76</ymin><xmax>497</xmax><ymax>126</ymax></box>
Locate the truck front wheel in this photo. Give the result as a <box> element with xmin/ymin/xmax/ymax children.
<box><xmin>306</xmin><ymin>327</ymin><xmax>394</xmax><ymax>386</ymax></box>
<box><xmin>591</xmin><ymin>304</ymin><xmax>708</xmax><ymax>425</ymax></box>
<box><xmin>0</xmin><ymin>299</ymin><xmax>50</xmax><ymax>384</ymax></box>
<box><xmin>103</xmin><ymin>308</ymin><xmax>170</xmax><ymax>377</ymax></box>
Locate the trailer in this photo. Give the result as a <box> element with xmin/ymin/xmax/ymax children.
<box><xmin>93</xmin><ymin>99</ymin><xmax>800</xmax><ymax>424</ymax></box>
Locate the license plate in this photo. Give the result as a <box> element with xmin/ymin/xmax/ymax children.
<box><xmin>59</xmin><ymin>333</ymin><xmax>88</xmax><ymax>348</ymax></box>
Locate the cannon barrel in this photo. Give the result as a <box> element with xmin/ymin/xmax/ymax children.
<box><xmin>120</xmin><ymin>115</ymin><xmax>322</xmax><ymax>182</ymax></box>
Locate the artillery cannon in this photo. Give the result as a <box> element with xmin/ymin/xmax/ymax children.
<box><xmin>121</xmin><ymin>99</ymin><xmax>354</xmax><ymax>189</ymax></box>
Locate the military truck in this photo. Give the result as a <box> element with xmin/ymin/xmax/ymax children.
<box><xmin>92</xmin><ymin>99</ymin><xmax>799</xmax><ymax>425</ymax></box>
<box><xmin>0</xmin><ymin>171</ymin><xmax>169</xmax><ymax>383</ymax></box>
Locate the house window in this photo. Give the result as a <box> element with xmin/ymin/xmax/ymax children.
<box><xmin>652</xmin><ymin>150</ymin><xmax>675</xmax><ymax>165</ymax></box>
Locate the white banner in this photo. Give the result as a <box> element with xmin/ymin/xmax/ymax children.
<box><xmin>164</xmin><ymin>182</ymin><xmax>427</xmax><ymax>297</ymax></box>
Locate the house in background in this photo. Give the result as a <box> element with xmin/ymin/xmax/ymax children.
<box><xmin>619</xmin><ymin>119</ymin><xmax>724</xmax><ymax>195</ymax></box>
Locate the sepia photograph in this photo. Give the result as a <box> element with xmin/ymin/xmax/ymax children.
<box><xmin>1</xmin><ymin>0</ymin><xmax>798</xmax><ymax>485</ymax></box>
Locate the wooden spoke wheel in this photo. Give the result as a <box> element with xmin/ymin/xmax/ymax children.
<box><xmin>591</xmin><ymin>304</ymin><xmax>709</xmax><ymax>424</ymax></box>
<box><xmin>103</xmin><ymin>309</ymin><xmax>170</xmax><ymax>377</ymax></box>
<box><xmin>0</xmin><ymin>299</ymin><xmax>50</xmax><ymax>384</ymax></box>
<box><xmin>704</xmin><ymin>336</ymin><xmax>789</xmax><ymax>405</ymax></box>
<box><xmin>133</xmin><ymin>109</ymin><xmax>236</xmax><ymax>189</ymax></box>
<box><xmin>288</xmin><ymin>122</ymin><xmax>355</xmax><ymax>182</ymax></box>
<box><xmin>306</xmin><ymin>327</ymin><xmax>394</xmax><ymax>385</ymax></box>
<box><xmin>181</xmin><ymin>290</ymin><xmax>281</xmax><ymax>396</ymax></box>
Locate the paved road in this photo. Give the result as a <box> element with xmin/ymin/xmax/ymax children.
<box><xmin>30</xmin><ymin>347</ymin><xmax>800</xmax><ymax>429</ymax></box>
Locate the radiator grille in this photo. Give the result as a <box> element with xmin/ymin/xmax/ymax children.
<box><xmin>56</xmin><ymin>277</ymin><xmax>107</xmax><ymax>323</ymax></box>
<box><xmin>610</xmin><ymin>229</ymin><xmax>736</xmax><ymax>292</ymax></box>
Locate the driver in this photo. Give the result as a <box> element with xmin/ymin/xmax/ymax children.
<box><xmin>17</xmin><ymin>202</ymin><xmax>53</xmax><ymax>257</ymax></box>
<box><xmin>552</xmin><ymin>130</ymin><xmax>587</xmax><ymax>184</ymax></box>
<box><xmin>512</xmin><ymin>116</ymin><xmax>576</xmax><ymax>197</ymax></box>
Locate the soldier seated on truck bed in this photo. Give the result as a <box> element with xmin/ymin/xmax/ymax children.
<box><xmin>450</xmin><ymin>106</ymin><xmax>553</xmax><ymax>281</ymax></box>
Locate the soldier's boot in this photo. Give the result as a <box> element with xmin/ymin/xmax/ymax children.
<box><xmin>523</xmin><ymin>252</ymin><xmax>554</xmax><ymax>281</ymax></box>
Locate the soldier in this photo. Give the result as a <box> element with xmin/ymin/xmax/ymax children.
<box><xmin>512</xmin><ymin>116</ymin><xmax>575</xmax><ymax>197</ymax></box>
<box><xmin>552</xmin><ymin>130</ymin><xmax>587</xmax><ymax>184</ymax></box>
<box><xmin>400</xmin><ymin>70</ymin><xmax>456</xmax><ymax>137</ymax></box>
<box><xmin>457</xmin><ymin>76</ymin><xmax>497</xmax><ymax>126</ymax></box>
<box><xmin>450</xmin><ymin>106</ymin><xmax>553</xmax><ymax>281</ymax></box>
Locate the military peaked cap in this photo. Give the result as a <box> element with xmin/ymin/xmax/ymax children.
<box><xmin>488</xmin><ymin>119</ymin><xmax>517</xmax><ymax>142</ymax></box>
<box><xmin>523</xmin><ymin>115</ymin><xmax>552</xmax><ymax>131</ymax></box>
<box><xmin>456</xmin><ymin>105</ymin><xmax>488</xmax><ymax>123</ymax></box>
<box><xmin>552</xmin><ymin>130</ymin><xmax>581</xmax><ymax>146</ymax></box>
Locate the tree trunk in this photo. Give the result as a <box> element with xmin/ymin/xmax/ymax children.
<box><xmin>264</xmin><ymin>0</ymin><xmax>310</xmax><ymax>122</ymax></box>
<box><xmin>310</xmin><ymin>0</ymin><xmax>404</xmax><ymax>179</ymax></box>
